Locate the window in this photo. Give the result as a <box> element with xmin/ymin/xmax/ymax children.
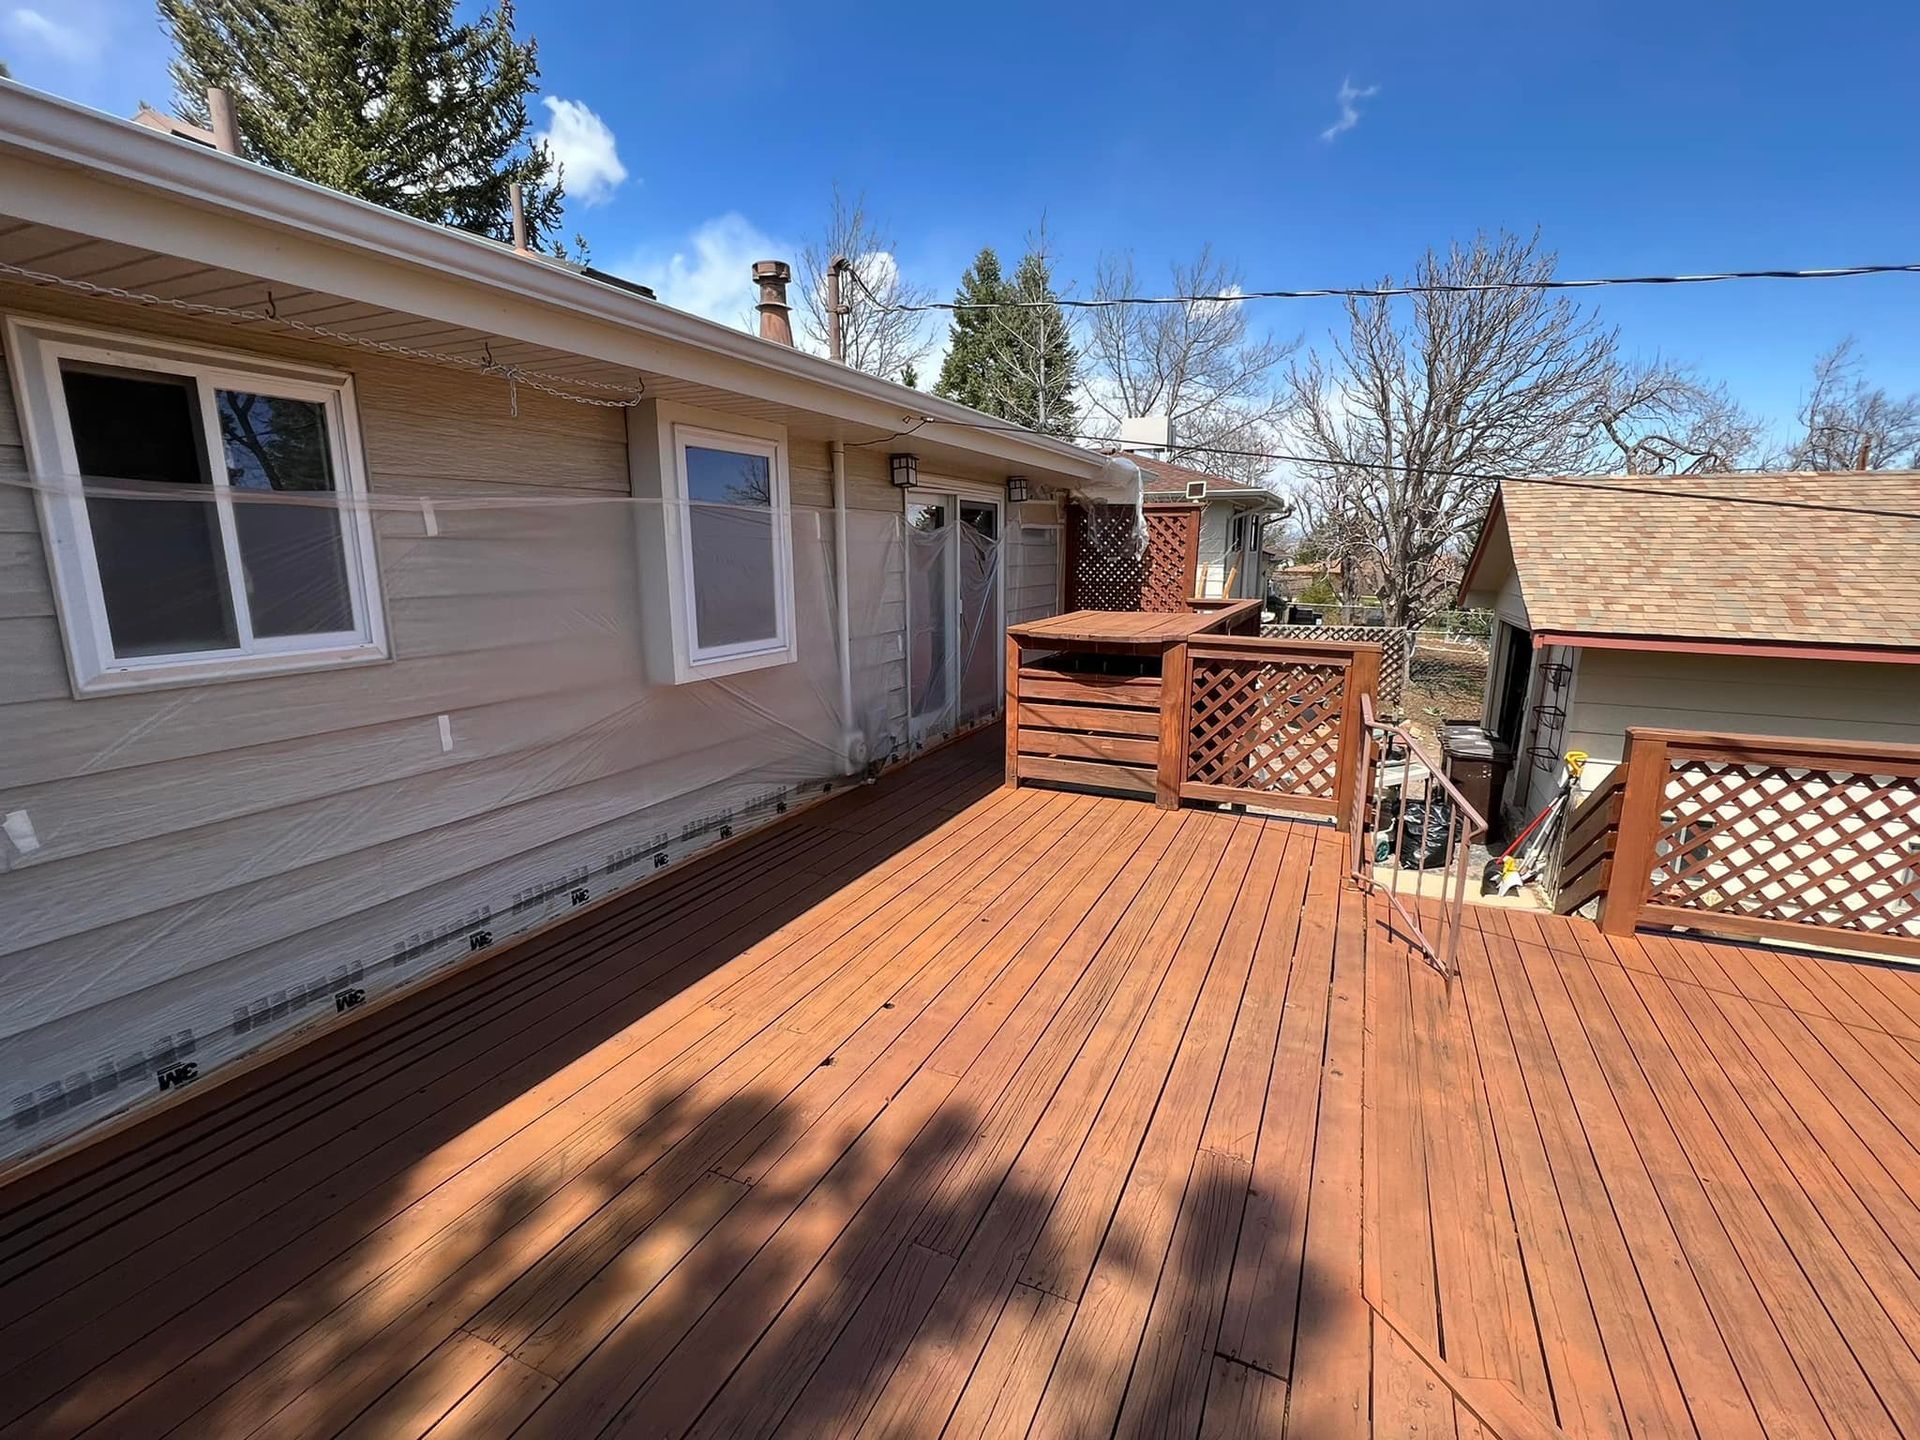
<box><xmin>661</xmin><ymin>422</ymin><xmax>794</xmax><ymax>679</ymax></box>
<box><xmin>5</xmin><ymin>317</ymin><xmax>385</xmax><ymax>694</ymax></box>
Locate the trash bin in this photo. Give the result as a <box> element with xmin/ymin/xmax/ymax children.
<box><xmin>1440</xmin><ymin>723</ymin><xmax>1511</xmax><ymax>837</ymax></box>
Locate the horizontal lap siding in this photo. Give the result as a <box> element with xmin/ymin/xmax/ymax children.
<box><xmin>1566</xmin><ymin>649</ymin><xmax>1920</xmax><ymax>789</ymax></box>
<box><xmin>1007</xmin><ymin>525</ymin><xmax>1061</xmax><ymax>628</ymax></box>
<box><xmin>0</xmin><ymin>300</ymin><xmax>909</xmax><ymax>1162</ymax></box>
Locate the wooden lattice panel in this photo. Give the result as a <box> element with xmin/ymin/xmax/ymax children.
<box><xmin>1066</xmin><ymin>504</ymin><xmax>1199</xmax><ymax>613</ymax></box>
<box><xmin>1261</xmin><ymin>623</ymin><xmax>1412</xmax><ymax>713</ymax></box>
<box><xmin>1649</xmin><ymin>759</ymin><xmax>1920</xmax><ymax>941</ymax></box>
<box><xmin>1184</xmin><ymin>653</ymin><xmax>1346</xmax><ymax>802</ymax></box>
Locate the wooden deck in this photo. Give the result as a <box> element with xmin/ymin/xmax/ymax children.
<box><xmin>5</xmin><ymin>728</ymin><xmax>1920</xmax><ymax>1437</ymax></box>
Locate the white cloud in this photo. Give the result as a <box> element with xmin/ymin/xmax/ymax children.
<box><xmin>5</xmin><ymin>6</ymin><xmax>102</xmax><ymax>63</ymax></box>
<box><xmin>537</xmin><ymin>96</ymin><xmax>628</xmax><ymax>206</ymax></box>
<box><xmin>619</xmin><ymin>213</ymin><xmax>794</xmax><ymax>330</ymax></box>
<box><xmin>1320</xmin><ymin>77</ymin><xmax>1379</xmax><ymax>142</ymax></box>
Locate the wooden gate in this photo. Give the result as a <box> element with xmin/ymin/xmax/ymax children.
<box><xmin>1063</xmin><ymin>503</ymin><xmax>1200</xmax><ymax>612</ymax></box>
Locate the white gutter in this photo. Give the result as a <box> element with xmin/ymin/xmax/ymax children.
<box><xmin>0</xmin><ymin>81</ymin><xmax>1104</xmax><ymax>486</ymax></box>
<box><xmin>830</xmin><ymin>440</ymin><xmax>863</xmax><ymax>771</ymax></box>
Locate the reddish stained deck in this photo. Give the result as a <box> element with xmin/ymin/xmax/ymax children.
<box><xmin>2</xmin><ymin>729</ymin><xmax>1920</xmax><ymax>1437</ymax></box>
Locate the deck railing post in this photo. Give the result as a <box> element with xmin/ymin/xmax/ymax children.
<box><xmin>1004</xmin><ymin>634</ymin><xmax>1022</xmax><ymax>789</ymax></box>
<box><xmin>1598</xmin><ymin>729</ymin><xmax>1669</xmax><ymax>937</ymax></box>
<box><xmin>1155</xmin><ymin>640</ymin><xmax>1191</xmax><ymax>809</ymax></box>
<box><xmin>1332</xmin><ymin>645</ymin><xmax>1381</xmax><ymax>834</ymax></box>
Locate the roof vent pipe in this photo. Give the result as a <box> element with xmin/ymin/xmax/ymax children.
<box><xmin>510</xmin><ymin>182</ymin><xmax>529</xmax><ymax>253</ymax></box>
<box><xmin>205</xmin><ymin>87</ymin><xmax>241</xmax><ymax>155</ymax></box>
<box><xmin>753</xmin><ymin>260</ymin><xmax>794</xmax><ymax>346</ymax></box>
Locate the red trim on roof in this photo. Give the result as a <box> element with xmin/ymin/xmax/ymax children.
<box><xmin>1533</xmin><ymin>631</ymin><xmax>1920</xmax><ymax>666</ymax></box>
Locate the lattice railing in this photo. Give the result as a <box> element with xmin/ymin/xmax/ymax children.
<box><xmin>1174</xmin><ymin>637</ymin><xmax>1380</xmax><ymax>820</ymax></box>
<box><xmin>1600</xmin><ymin>730</ymin><xmax>1920</xmax><ymax>961</ymax></box>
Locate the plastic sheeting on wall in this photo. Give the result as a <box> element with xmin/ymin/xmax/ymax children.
<box><xmin>0</xmin><ymin>472</ymin><xmax>927</xmax><ymax>1163</ymax></box>
<box><xmin>904</xmin><ymin>506</ymin><xmax>1004</xmax><ymax>751</ymax></box>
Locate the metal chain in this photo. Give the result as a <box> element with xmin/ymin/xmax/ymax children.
<box><xmin>0</xmin><ymin>259</ymin><xmax>646</xmax><ymax>410</ymax></box>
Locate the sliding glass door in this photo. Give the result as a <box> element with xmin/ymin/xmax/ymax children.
<box><xmin>907</xmin><ymin>493</ymin><xmax>1003</xmax><ymax>749</ymax></box>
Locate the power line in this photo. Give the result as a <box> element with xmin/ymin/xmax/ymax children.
<box><xmin>843</xmin><ymin>260</ymin><xmax>1920</xmax><ymax>314</ymax></box>
<box><xmin>902</xmin><ymin>412</ymin><xmax>1920</xmax><ymax>522</ymax></box>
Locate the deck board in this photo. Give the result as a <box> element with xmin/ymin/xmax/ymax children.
<box><xmin>7</xmin><ymin>726</ymin><xmax>1920</xmax><ymax>1437</ymax></box>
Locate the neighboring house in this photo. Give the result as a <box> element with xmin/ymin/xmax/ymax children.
<box><xmin>1126</xmin><ymin>453</ymin><xmax>1289</xmax><ymax>601</ymax></box>
<box><xmin>1458</xmin><ymin>472</ymin><xmax>1920</xmax><ymax>825</ymax></box>
<box><xmin>0</xmin><ymin>84</ymin><xmax>1120</xmax><ymax>1162</ymax></box>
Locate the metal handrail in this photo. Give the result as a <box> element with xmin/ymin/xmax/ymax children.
<box><xmin>1352</xmin><ymin>694</ymin><xmax>1488</xmax><ymax>976</ymax></box>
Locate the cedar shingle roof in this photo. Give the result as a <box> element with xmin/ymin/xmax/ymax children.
<box><xmin>1464</xmin><ymin>472</ymin><xmax>1920</xmax><ymax>649</ymax></box>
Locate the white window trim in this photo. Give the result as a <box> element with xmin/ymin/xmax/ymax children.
<box><xmin>662</xmin><ymin>420</ymin><xmax>796</xmax><ymax>681</ymax></box>
<box><xmin>3</xmin><ymin>314</ymin><xmax>388</xmax><ymax>696</ymax></box>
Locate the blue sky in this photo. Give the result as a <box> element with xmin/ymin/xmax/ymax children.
<box><xmin>6</xmin><ymin>0</ymin><xmax>1918</xmax><ymax>447</ymax></box>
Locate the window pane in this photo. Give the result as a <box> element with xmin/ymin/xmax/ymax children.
<box><xmin>684</xmin><ymin>445</ymin><xmax>772</xmax><ymax>507</ymax></box>
<box><xmin>61</xmin><ymin>365</ymin><xmax>237</xmax><ymax>657</ymax></box>
<box><xmin>684</xmin><ymin>445</ymin><xmax>777</xmax><ymax>651</ymax></box>
<box><xmin>217</xmin><ymin>391</ymin><xmax>355</xmax><ymax>637</ymax></box>
<box><xmin>688</xmin><ymin>504</ymin><xmax>776</xmax><ymax>648</ymax></box>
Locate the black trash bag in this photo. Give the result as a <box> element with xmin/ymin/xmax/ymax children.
<box><xmin>1374</xmin><ymin>792</ymin><xmax>1455</xmax><ymax>870</ymax></box>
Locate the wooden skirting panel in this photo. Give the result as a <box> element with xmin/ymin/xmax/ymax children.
<box><xmin>1013</xmin><ymin>667</ymin><xmax>1166</xmax><ymax>799</ymax></box>
<box><xmin>1014</xmin><ymin>671</ymin><xmax>1161</xmax><ymax>709</ymax></box>
<box><xmin>1178</xmin><ymin>780</ymin><xmax>1340</xmax><ymax>816</ymax></box>
<box><xmin>1016</xmin><ymin>702</ymin><xmax>1159</xmax><ymax>738</ymax></box>
<box><xmin>1015</xmin><ymin>753</ymin><xmax>1157</xmax><ymax>796</ymax></box>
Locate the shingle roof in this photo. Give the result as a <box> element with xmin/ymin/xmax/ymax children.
<box><xmin>1463</xmin><ymin>472</ymin><xmax>1920</xmax><ymax>650</ymax></box>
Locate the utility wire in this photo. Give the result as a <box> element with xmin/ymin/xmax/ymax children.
<box><xmin>901</xmin><ymin>412</ymin><xmax>1920</xmax><ymax>522</ymax></box>
<box><xmin>842</xmin><ymin>260</ymin><xmax>1920</xmax><ymax>313</ymax></box>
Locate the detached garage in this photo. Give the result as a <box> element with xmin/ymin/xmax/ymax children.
<box><xmin>1456</xmin><ymin>472</ymin><xmax>1920</xmax><ymax>828</ymax></box>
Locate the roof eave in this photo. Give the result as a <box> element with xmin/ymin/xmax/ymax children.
<box><xmin>1534</xmin><ymin>630</ymin><xmax>1920</xmax><ymax>666</ymax></box>
<box><xmin>1455</xmin><ymin>485</ymin><xmax>1507</xmax><ymax>606</ymax></box>
<box><xmin>0</xmin><ymin>81</ymin><xmax>1105</xmax><ymax>482</ymax></box>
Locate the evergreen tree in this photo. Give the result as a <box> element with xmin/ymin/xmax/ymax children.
<box><xmin>933</xmin><ymin>244</ymin><xmax>1080</xmax><ymax>436</ymax></box>
<box><xmin>933</xmin><ymin>247</ymin><xmax>1012</xmax><ymax>413</ymax></box>
<box><xmin>160</xmin><ymin>0</ymin><xmax>567</xmax><ymax>249</ymax></box>
<box><xmin>1003</xmin><ymin>248</ymin><xmax>1079</xmax><ymax>437</ymax></box>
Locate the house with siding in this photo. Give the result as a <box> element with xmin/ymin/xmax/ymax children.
<box><xmin>0</xmin><ymin>82</ymin><xmax>1118</xmax><ymax>1163</ymax></box>
<box><xmin>1457</xmin><ymin>472</ymin><xmax>1920</xmax><ymax>825</ymax></box>
<box><xmin>1125</xmin><ymin>452</ymin><xmax>1289</xmax><ymax>601</ymax></box>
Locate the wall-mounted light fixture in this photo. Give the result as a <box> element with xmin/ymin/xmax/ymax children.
<box><xmin>890</xmin><ymin>453</ymin><xmax>919</xmax><ymax>489</ymax></box>
<box><xmin>1006</xmin><ymin>475</ymin><xmax>1031</xmax><ymax>503</ymax></box>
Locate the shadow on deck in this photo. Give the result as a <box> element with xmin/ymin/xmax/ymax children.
<box><xmin>1</xmin><ymin>727</ymin><xmax>1918</xmax><ymax>1437</ymax></box>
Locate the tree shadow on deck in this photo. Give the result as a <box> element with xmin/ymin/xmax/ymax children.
<box><xmin>0</xmin><ymin>738</ymin><xmax>1362</xmax><ymax>1439</ymax></box>
<box><xmin>118</xmin><ymin>1064</ymin><xmax>1312</xmax><ymax>1440</ymax></box>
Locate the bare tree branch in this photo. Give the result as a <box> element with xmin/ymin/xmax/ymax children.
<box><xmin>1083</xmin><ymin>246</ymin><xmax>1295</xmax><ymax>486</ymax></box>
<box><xmin>1585</xmin><ymin>356</ymin><xmax>1759</xmax><ymax>474</ymax></box>
<box><xmin>797</xmin><ymin>185</ymin><xmax>933</xmax><ymax>381</ymax></box>
<box><xmin>1284</xmin><ymin>231</ymin><xmax>1617</xmax><ymax>626</ymax></box>
<box><xmin>1775</xmin><ymin>338</ymin><xmax>1920</xmax><ymax>470</ymax></box>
